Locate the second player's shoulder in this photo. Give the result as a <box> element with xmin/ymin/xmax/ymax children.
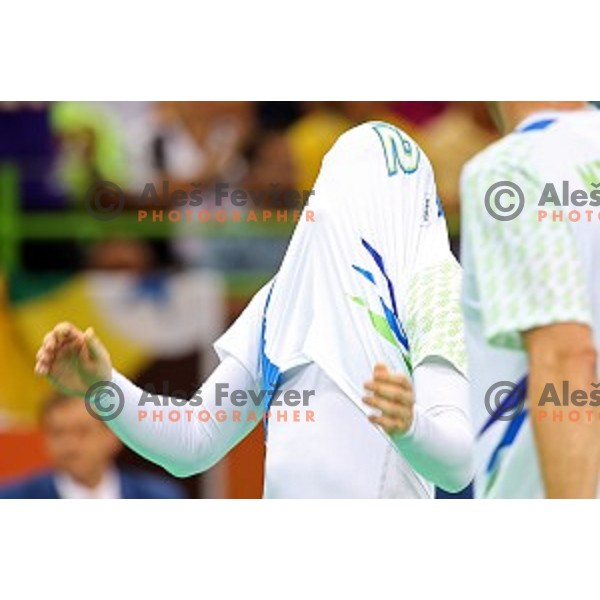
<box><xmin>462</xmin><ymin>131</ymin><xmax>534</xmax><ymax>183</ymax></box>
<box><xmin>459</xmin><ymin>130</ymin><xmax>551</xmax><ymax>219</ymax></box>
<box><xmin>461</xmin><ymin>114</ymin><xmax>584</xmax><ymax>187</ymax></box>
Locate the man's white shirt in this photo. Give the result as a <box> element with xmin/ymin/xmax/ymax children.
<box><xmin>54</xmin><ymin>467</ymin><xmax>121</xmax><ymax>499</ymax></box>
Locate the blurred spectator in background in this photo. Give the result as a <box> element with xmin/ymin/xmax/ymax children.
<box><xmin>150</xmin><ymin>101</ymin><xmax>256</xmax><ymax>188</ymax></box>
<box><xmin>90</xmin><ymin>101</ymin><xmax>156</xmax><ymax>193</ymax></box>
<box><xmin>0</xmin><ymin>102</ymin><xmax>65</xmax><ymax>211</ymax></box>
<box><xmin>285</xmin><ymin>101</ymin><xmax>352</xmax><ymax>194</ymax></box>
<box><xmin>286</xmin><ymin>101</ymin><xmax>417</xmax><ymax>194</ymax></box>
<box><xmin>388</xmin><ymin>101</ymin><xmax>449</xmax><ymax>127</ymax></box>
<box><xmin>257</xmin><ymin>101</ymin><xmax>302</xmax><ymax>130</ymax></box>
<box><xmin>0</xmin><ymin>102</ymin><xmax>76</xmax><ymax>270</ymax></box>
<box><xmin>243</xmin><ymin>129</ymin><xmax>298</xmax><ymax>210</ymax></box>
<box><xmin>338</xmin><ymin>100</ymin><xmax>415</xmax><ymax>129</ymax></box>
<box><xmin>419</xmin><ymin>101</ymin><xmax>498</xmax><ymax>217</ymax></box>
<box><xmin>52</xmin><ymin>101</ymin><xmax>128</xmax><ymax>202</ymax></box>
<box><xmin>0</xmin><ymin>101</ymin><xmax>130</xmax><ymax>270</ymax></box>
<box><xmin>174</xmin><ymin>129</ymin><xmax>298</xmax><ymax>272</ymax></box>
<box><xmin>85</xmin><ymin>238</ymin><xmax>158</xmax><ymax>273</ymax></box>
<box><xmin>0</xmin><ymin>393</ymin><xmax>184</xmax><ymax>499</ymax></box>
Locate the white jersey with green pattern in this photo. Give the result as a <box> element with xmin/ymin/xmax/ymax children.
<box><xmin>461</xmin><ymin>108</ymin><xmax>600</xmax><ymax>498</ymax></box>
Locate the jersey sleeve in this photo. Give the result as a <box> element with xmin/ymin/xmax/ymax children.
<box><xmin>406</xmin><ymin>256</ymin><xmax>467</xmax><ymax>376</ymax></box>
<box><xmin>213</xmin><ymin>282</ymin><xmax>271</xmax><ymax>375</ymax></box>
<box><xmin>461</xmin><ymin>159</ymin><xmax>593</xmax><ymax>351</ymax></box>
<box><xmin>403</xmin><ymin>156</ymin><xmax>468</xmax><ymax>377</ymax></box>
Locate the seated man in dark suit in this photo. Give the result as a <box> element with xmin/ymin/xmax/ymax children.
<box><xmin>0</xmin><ymin>392</ymin><xmax>184</xmax><ymax>499</ymax></box>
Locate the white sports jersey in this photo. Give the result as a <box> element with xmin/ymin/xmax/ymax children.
<box><xmin>215</xmin><ymin>122</ymin><xmax>466</xmax><ymax>498</ymax></box>
<box><xmin>461</xmin><ymin>108</ymin><xmax>600</xmax><ymax>498</ymax></box>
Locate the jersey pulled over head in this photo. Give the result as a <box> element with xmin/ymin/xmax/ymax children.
<box><xmin>216</xmin><ymin>122</ymin><xmax>466</xmax><ymax>415</ymax></box>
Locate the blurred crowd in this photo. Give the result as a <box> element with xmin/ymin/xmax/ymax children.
<box><xmin>0</xmin><ymin>101</ymin><xmax>499</xmax><ymax>273</ymax></box>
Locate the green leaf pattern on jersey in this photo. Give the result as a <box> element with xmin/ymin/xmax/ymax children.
<box><xmin>461</xmin><ymin>144</ymin><xmax>593</xmax><ymax>350</ymax></box>
<box><xmin>405</xmin><ymin>258</ymin><xmax>467</xmax><ymax>376</ymax></box>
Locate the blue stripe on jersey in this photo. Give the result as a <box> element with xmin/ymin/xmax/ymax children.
<box><xmin>478</xmin><ymin>375</ymin><xmax>528</xmax><ymax>475</ymax></box>
<box><xmin>479</xmin><ymin>376</ymin><xmax>528</xmax><ymax>436</ymax></box>
<box><xmin>352</xmin><ymin>264</ymin><xmax>376</xmax><ymax>284</ymax></box>
<box><xmin>517</xmin><ymin>118</ymin><xmax>556</xmax><ymax>133</ymax></box>
<box><xmin>486</xmin><ymin>410</ymin><xmax>528</xmax><ymax>475</ymax></box>
<box><xmin>380</xmin><ymin>297</ymin><xmax>409</xmax><ymax>351</ymax></box>
<box><xmin>436</xmin><ymin>195</ymin><xmax>445</xmax><ymax>218</ymax></box>
<box><xmin>354</xmin><ymin>238</ymin><xmax>409</xmax><ymax>353</ymax></box>
<box><xmin>259</xmin><ymin>283</ymin><xmax>281</xmax><ymax>430</ymax></box>
<box><xmin>361</xmin><ymin>238</ymin><xmax>399</xmax><ymax>318</ymax></box>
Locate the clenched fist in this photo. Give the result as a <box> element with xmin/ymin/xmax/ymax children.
<box><xmin>34</xmin><ymin>322</ymin><xmax>112</xmax><ymax>397</ymax></box>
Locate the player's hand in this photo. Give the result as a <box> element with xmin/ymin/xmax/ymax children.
<box><xmin>363</xmin><ymin>363</ymin><xmax>414</xmax><ymax>436</ymax></box>
<box><xmin>34</xmin><ymin>322</ymin><xmax>112</xmax><ymax>397</ymax></box>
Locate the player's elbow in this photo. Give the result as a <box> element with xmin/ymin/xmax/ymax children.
<box><xmin>161</xmin><ymin>447</ymin><xmax>223</xmax><ymax>479</ymax></box>
<box><xmin>436</xmin><ymin>462</ymin><xmax>474</xmax><ymax>494</ymax></box>
<box><xmin>163</xmin><ymin>459</ymin><xmax>211</xmax><ymax>479</ymax></box>
<box><xmin>163</xmin><ymin>462</ymin><xmax>201</xmax><ymax>479</ymax></box>
<box><xmin>435</xmin><ymin>447</ymin><xmax>475</xmax><ymax>494</ymax></box>
<box><xmin>435</xmin><ymin>432</ymin><xmax>475</xmax><ymax>494</ymax></box>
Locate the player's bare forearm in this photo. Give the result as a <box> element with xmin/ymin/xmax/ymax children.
<box><xmin>524</xmin><ymin>323</ymin><xmax>600</xmax><ymax>498</ymax></box>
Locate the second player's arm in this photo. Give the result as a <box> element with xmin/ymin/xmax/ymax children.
<box><xmin>462</xmin><ymin>160</ymin><xmax>600</xmax><ymax>498</ymax></box>
<box><xmin>524</xmin><ymin>323</ymin><xmax>600</xmax><ymax>498</ymax></box>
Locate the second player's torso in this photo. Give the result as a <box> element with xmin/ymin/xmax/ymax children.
<box><xmin>462</xmin><ymin>109</ymin><xmax>600</xmax><ymax>498</ymax></box>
